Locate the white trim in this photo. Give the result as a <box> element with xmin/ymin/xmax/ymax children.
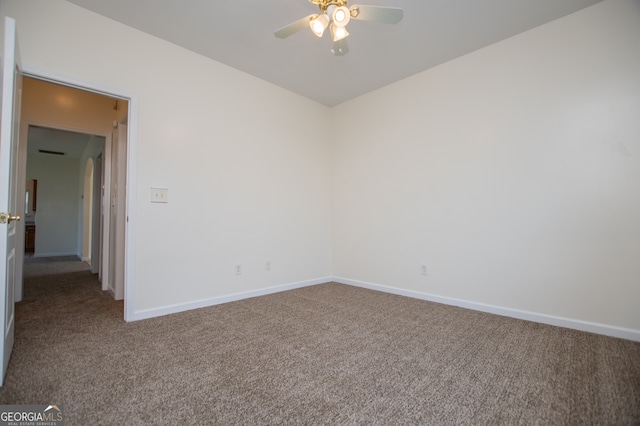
<box><xmin>101</xmin><ymin>132</ymin><xmax>111</xmax><ymax>292</ymax></box>
<box><xmin>23</xmin><ymin>119</ymin><xmax>110</xmax><ymax>141</ymax></box>
<box><xmin>131</xmin><ymin>277</ymin><xmax>332</xmax><ymax>321</ymax></box>
<box><xmin>123</xmin><ymin>94</ymin><xmax>138</xmax><ymax>321</ymax></box>
<box><xmin>334</xmin><ymin>277</ymin><xmax>640</xmax><ymax>342</ymax></box>
<box><xmin>118</xmin><ymin>273</ymin><xmax>640</xmax><ymax>342</ymax></box>
<box><xmin>21</xmin><ymin>66</ymin><xmax>130</xmax><ymax>102</ymax></box>
<box><xmin>32</xmin><ymin>252</ymin><xmax>79</xmax><ymax>258</ymax></box>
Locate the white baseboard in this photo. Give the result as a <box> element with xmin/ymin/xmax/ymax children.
<box><xmin>33</xmin><ymin>252</ymin><xmax>79</xmax><ymax>258</ymax></box>
<box><xmin>334</xmin><ymin>277</ymin><xmax>640</xmax><ymax>342</ymax></box>
<box><xmin>131</xmin><ymin>277</ymin><xmax>332</xmax><ymax>322</ymax></box>
<box><xmin>128</xmin><ymin>275</ymin><xmax>640</xmax><ymax>342</ymax></box>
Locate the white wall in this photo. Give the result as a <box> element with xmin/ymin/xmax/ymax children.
<box><xmin>332</xmin><ymin>0</ymin><xmax>640</xmax><ymax>332</ymax></box>
<box><xmin>2</xmin><ymin>0</ymin><xmax>637</xmax><ymax>336</ymax></box>
<box><xmin>26</xmin><ymin>154</ymin><xmax>80</xmax><ymax>256</ymax></box>
<box><xmin>0</xmin><ymin>0</ymin><xmax>333</xmax><ymax>315</ymax></box>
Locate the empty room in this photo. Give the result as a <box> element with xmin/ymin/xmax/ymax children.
<box><xmin>0</xmin><ymin>0</ymin><xmax>638</xmax><ymax>424</ymax></box>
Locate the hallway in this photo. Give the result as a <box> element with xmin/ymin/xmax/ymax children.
<box><xmin>20</xmin><ymin>255</ymin><xmax>123</xmax><ymax>315</ymax></box>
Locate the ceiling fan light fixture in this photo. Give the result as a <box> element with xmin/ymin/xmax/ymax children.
<box><xmin>275</xmin><ymin>1</ymin><xmax>403</xmax><ymax>55</ymax></box>
<box><xmin>310</xmin><ymin>14</ymin><xmax>329</xmax><ymax>37</ymax></box>
<box><xmin>330</xmin><ymin>23</ymin><xmax>349</xmax><ymax>42</ymax></box>
<box><xmin>331</xmin><ymin>6</ymin><xmax>351</xmax><ymax>27</ymax></box>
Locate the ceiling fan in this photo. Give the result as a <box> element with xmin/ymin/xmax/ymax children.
<box><xmin>274</xmin><ymin>0</ymin><xmax>403</xmax><ymax>56</ymax></box>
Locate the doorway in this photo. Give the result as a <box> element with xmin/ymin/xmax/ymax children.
<box><xmin>25</xmin><ymin>126</ymin><xmax>104</xmax><ymax>260</ymax></box>
<box><xmin>18</xmin><ymin>76</ymin><xmax>129</xmax><ymax>307</ymax></box>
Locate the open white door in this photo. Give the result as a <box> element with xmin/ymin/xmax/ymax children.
<box><xmin>0</xmin><ymin>16</ymin><xmax>22</xmax><ymax>386</ymax></box>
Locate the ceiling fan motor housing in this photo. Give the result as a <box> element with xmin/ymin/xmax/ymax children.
<box><xmin>310</xmin><ymin>0</ymin><xmax>348</xmax><ymax>13</ymax></box>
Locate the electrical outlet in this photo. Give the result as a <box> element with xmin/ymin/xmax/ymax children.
<box><xmin>235</xmin><ymin>264</ymin><xmax>243</xmax><ymax>275</ymax></box>
<box><xmin>266</xmin><ymin>261</ymin><xmax>271</xmax><ymax>271</ymax></box>
<box><xmin>420</xmin><ymin>264</ymin><xmax>428</xmax><ymax>276</ymax></box>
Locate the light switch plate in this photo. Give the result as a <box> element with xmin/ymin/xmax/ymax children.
<box><xmin>151</xmin><ymin>187</ymin><xmax>168</xmax><ymax>203</ymax></box>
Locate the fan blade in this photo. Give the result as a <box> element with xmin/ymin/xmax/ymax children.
<box><xmin>274</xmin><ymin>15</ymin><xmax>315</xmax><ymax>39</ymax></box>
<box><xmin>350</xmin><ymin>5</ymin><xmax>403</xmax><ymax>24</ymax></box>
<box><xmin>332</xmin><ymin>39</ymin><xmax>349</xmax><ymax>56</ymax></box>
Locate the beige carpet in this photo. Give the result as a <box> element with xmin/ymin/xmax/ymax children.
<box><xmin>1</xmin><ymin>257</ymin><xmax>639</xmax><ymax>425</ymax></box>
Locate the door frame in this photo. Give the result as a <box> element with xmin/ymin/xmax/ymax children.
<box><xmin>20</xmin><ymin>66</ymin><xmax>138</xmax><ymax>321</ymax></box>
<box><xmin>17</xmin><ymin>122</ymin><xmax>112</xmax><ymax>292</ymax></box>
<box><xmin>81</xmin><ymin>156</ymin><xmax>94</xmax><ymax>263</ymax></box>
<box><xmin>92</xmin><ymin>152</ymin><xmax>103</xmax><ymax>276</ymax></box>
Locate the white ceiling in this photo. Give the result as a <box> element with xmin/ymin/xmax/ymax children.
<box><xmin>65</xmin><ymin>0</ymin><xmax>602</xmax><ymax>107</ymax></box>
<box><xmin>28</xmin><ymin>126</ymin><xmax>102</xmax><ymax>159</ymax></box>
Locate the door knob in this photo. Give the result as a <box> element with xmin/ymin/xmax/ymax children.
<box><xmin>0</xmin><ymin>212</ymin><xmax>20</xmax><ymax>224</ymax></box>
